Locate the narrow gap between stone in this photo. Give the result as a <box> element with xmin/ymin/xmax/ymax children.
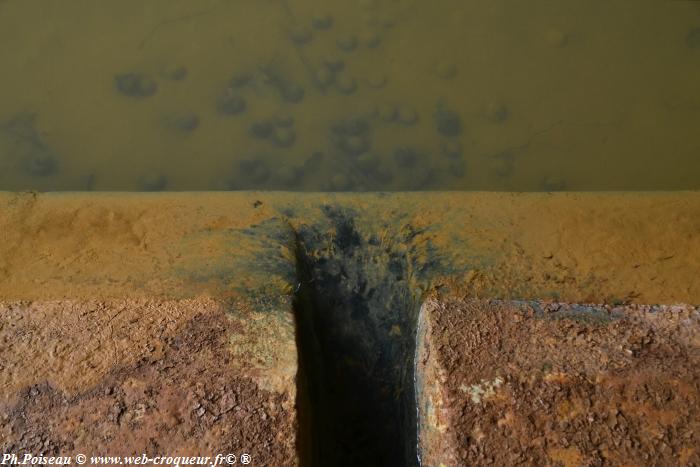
<box><xmin>289</xmin><ymin>208</ymin><xmax>423</xmax><ymax>467</ymax></box>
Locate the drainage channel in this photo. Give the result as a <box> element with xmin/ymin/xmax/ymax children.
<box><xmin>289</xmin><ymin>206</ymin><xmax>437</xmax><ymax>467</ymax></box>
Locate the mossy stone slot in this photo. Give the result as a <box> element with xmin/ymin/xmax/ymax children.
<box><xmin>291</xmin><ymin>205</ymin><xmax>444</xmax><ymax>466</ymax></box>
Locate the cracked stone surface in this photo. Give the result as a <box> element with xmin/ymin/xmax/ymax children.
<box><xmin>416</xmin><ymin>297</ymin><xmax>700</xmax><ymax>466</ymax></box>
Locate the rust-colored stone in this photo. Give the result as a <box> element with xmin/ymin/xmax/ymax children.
<box><xmin>0</xmin><ymin>298</ymin><xmax>298</xmax><ymax>465</ymax></box>
<box><xmin>1</xmin><ymin>191</ymin><xmax>699</xmax><ymax>464</ymax></box>
<box><xmin>417</xmin><ymin>297</ymin><xmax>700</xmax><ymax>466</ymax></box>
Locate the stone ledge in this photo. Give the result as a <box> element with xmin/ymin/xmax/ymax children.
<box><xmin>417</xmin><ymin>297</ymin><xmax>700</xmax><ymax>466</ymax></box>
<box><xmin>1</xmin><ymin>191</ymin><xmax>699</xmax><ymax>465</ymax></box>
<box><xmin>0</xmin><ymin>297</ymin><xmax>298</xmax><ymax>465</ymax></box>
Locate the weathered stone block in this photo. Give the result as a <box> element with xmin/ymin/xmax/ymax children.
<box><xmin>417</xmin><ymin>297</ymin><xmax>700</xmax><ymax>466</ymax></box>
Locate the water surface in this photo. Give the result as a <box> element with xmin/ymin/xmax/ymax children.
<box><xmin>1</xmin><ymin>0</ymin><xmax>699</xmax><ymax>191</ymax></box>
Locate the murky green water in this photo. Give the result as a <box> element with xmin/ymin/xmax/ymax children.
<box><xmin>1</xmin><ymin>0</ymin><xmax>699</xmax><ymax>191</ymax></box>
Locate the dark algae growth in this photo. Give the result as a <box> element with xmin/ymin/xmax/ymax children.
<box><xmin>288</xmin><ymin>204</ymin><xmax>453</xmax><ymax>466</ymax></box>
